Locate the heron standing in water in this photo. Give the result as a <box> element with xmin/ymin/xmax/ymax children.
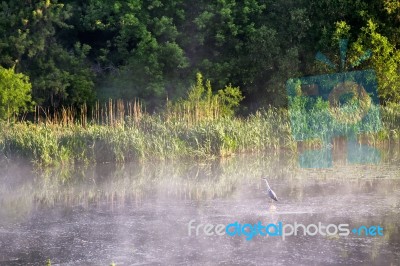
<box><xmin>261</xmin><ymin>177</ymin><xmax>278</xmax><ymax>202</ymax></box>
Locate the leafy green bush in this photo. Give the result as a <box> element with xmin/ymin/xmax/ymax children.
<box><xmin>167</xmin><ymin>73</ymin><xmax>244</xmax><ymax>123</ymax></box>
<box><xmin>0</xmin><ymin>67</ymin><xmax>34</xmax><ymax>121</ymax></box>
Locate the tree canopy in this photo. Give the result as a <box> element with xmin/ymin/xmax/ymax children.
<box><xmin>0</xmin><ymin>0</ymin><xmax>399</xmax><ymax>112</ymax></box>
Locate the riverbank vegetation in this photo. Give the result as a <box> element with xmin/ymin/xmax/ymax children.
<box><xmin>1</xmin><ymin>1</ymin><xmax>400</xmax><ymax>166</ymax></box>
<box><xmin>0</xmin><ymin>75</ymin><xmax>290</xmax><ymax>165</ymax></box>
<box><xmin>1</xmin><ymin>0</ymin><xmax>400</xmax><ymax>110</ymax></box>
<box><xmin>0</xmin><ymin>101</ymin><xmax>399</xmax><ymax>166</ymax></box>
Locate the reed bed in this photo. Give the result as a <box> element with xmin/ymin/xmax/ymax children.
<box><xmin>0</xmin><ymin>100</ymin><xmax>399</xmax><ymax>166</ymax></box>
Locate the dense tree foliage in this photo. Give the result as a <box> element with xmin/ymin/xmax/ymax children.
<box><xmin>0</xmin><ymin>0</ymin><xmax>94</xmax><ymax>107</ymax></box>
<box><xmin>0</xmin><ymin>0</ymin><xmax>399</xmax><ymax>112</ymax></box>
<box><xmin>0</xmin><ymin>66</ymin><xmax>33</xmax><ymax>120</ymax></box>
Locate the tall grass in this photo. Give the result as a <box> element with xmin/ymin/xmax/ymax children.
<box><xmin>0</xmin><ymin>109</ymin><xmax>293</xmax><ymax>166</ymax></box>
<box><xmin>0</xmin><ymin>98</ymin><xmax>399</xmax><ymax>166</ymax></box>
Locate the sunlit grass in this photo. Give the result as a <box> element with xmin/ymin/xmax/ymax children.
<box><xmin>0</xmin><ymin>111</ymin><xmax>293</xmax><ymax>166</ymax></box>
<box><xmin>0</xmin><ymin>104</ymin><xmax>398</xmax><ymax>166</ymax></box>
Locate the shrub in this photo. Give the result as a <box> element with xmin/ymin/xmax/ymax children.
<box><xmin>0</xmin><ymin>66</ymin><xmax>34</xmax><ymax>121</ymax></box>
<box><xmin>166</xmin><ymin>73</ymin><xmax>244</xmax><ymax>123</ymax></box>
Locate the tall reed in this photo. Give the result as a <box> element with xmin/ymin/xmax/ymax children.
<box><xmin>0</xmin><ymin>99</ymin><xmax>399</xmax><ymax>166</ymax></box>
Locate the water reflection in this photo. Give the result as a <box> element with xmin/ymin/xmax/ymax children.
<box><xmin>0</xmin><ymin>146</ymin><xmax>399</xmax><ymax>265</ymax></box>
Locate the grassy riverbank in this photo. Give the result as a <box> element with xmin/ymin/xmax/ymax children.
<box><xmin>0</xmin><ymin>108</ymin><xmax>291</xmax><ymax>165</ymax></box>
<box><xmin>0</xmin><ymin>104</ymin><xmax>399</xmax><ymax>166</ymax></box>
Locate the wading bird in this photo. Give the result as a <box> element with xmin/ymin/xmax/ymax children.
<box><xmin>261</xmin><ymin>177</ymin><xmax>278</xmax><ymax>202</ymax></box>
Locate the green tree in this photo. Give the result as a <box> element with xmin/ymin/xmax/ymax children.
<box><xmin>77</xmin><ymin>0</ymin><xmax>189</xmax><ymax>109</ymax></box>
<box><xmin>187</xmin><ymin>0</ymin><xmax>313</xmax><ymax>108</ymax></box>
<box><xmin>0</xmin><ymin>0</ymin><xmax>95</xmax><ymax>107</ymax></box>
<box><xmin>352</xmin><ymin>20</ymin><xmax>400</xmax><ymax>103</ymax></box>
<box><xmin>0</xmin><ymin>66</ymin><xmax>34</xmax><ymax>121</ymax></box>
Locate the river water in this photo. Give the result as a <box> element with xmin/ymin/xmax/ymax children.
<box><xmin>0</xmin><ymin>145</ymin><xmax>399</xmax><ymax>265</ymax></box>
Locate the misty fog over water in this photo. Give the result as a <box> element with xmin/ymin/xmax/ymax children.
<box><xmin>0</xmin><ymin>146</ymin><xmax>399</xmax><ymax>265</ymax></box>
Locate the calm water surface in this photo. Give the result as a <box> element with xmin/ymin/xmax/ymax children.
<box><xmin>0</xmin><ymin>146</ymin><xmax>399</xmax><ymax>265</ymax></box>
